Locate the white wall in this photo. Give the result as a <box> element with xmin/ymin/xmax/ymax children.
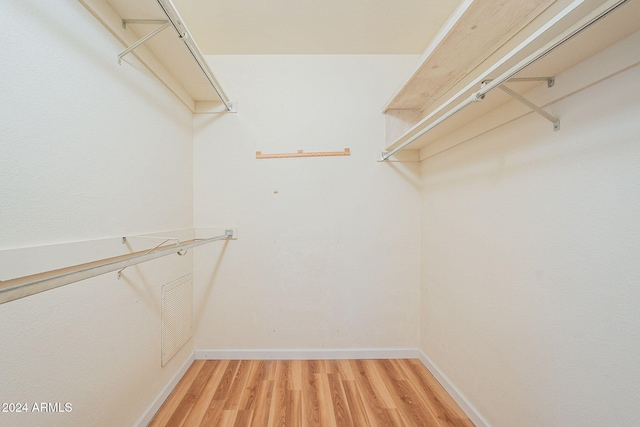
<box><xmin>0</xmin><ymin>1</ymin><xmax>194</xmax><ymax>249</ymax></box>
<box><xmin>192</xmin><ymin>55</ymin><xmax>421</xmax><ymax>352</ymax></box>
<box><xmin>1</xmin><ymin>1</ymin><xmax>194</xmax><ymax>426</ymax></box>
<box><xmin>9</xmin><ymin>2</ymin><xmax>637</xmax><ymax>426</ymax></box>
<box><xmin>419</xmin><ymin>46</ymin><xmax>640</xmax><ymax>426</ymax></box>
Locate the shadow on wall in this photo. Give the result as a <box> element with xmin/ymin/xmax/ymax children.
<box><xmin>421</xmin><ymin>97</ymin><xmax>635</xmax><ymax>192</ymax></box>
<box><xmin>194</xmin><ymin>240</ymin><xmax>229</xmax><ymax>328</ymax></box>
<box><xmin>193</xmin><ymin>110</ymin><xmax>228</xmax><ymax>133</ymax></box>
<box><xmin>119</xmin><ymin>265</ymin><xmax>162</xmax><ymax>313</ymax></box>
<box><xmin>382</xmin><ymin>160</ymin><xmax>421</xmax><ymax>190</ymax></box>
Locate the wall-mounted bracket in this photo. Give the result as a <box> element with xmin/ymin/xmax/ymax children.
<box><xmin>499</xmin><ymin>85</ymin><xmax>560</xmax><ymax>131</ymax></box>
<box><xmin>118</xmin><ymin>20</ymin><xmax>170</xmax><ymax>64</ymax></box>
<box><xmin>482</xmin><ymin>77</ymin><xmax>559</xmax><ymax>131</ymax></box>
<box><xmin>118</xmin><ymin>234</ymin><xmax>181</xmax><ymax>278</ymax></box>
<box><xmin>256</xmin><ymin>148</ymin><xmax>350</xmax><ymax>159</ymax></box>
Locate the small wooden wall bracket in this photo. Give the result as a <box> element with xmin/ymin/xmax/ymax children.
<box><xmin>256</xmin><ymin>148</ymin><xmax>350</xmax><ymax>159</ymax></box>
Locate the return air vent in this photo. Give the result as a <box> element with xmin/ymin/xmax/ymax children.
<box><xmin>161</xmin><ymin>274</ymin><xmax>192</xmax><ymax>366</ymax></box>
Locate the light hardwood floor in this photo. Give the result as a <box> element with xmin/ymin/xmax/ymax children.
<box><xmin>149</xmin><ymin>359</ymin><xmax>474</xmax><ymax>427</ymax></box>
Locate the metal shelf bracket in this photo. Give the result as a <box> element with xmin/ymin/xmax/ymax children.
<box><xmin>482</xmin><ymin>77</ymin><xmax>560</xmax><ymax>131</ymax></box>
<box><xmin>500</xmin><ymin>85</ymin><xmax>560</xmax><ymax>131</ymax></box>
<box><xmin>118</xmin><ymin>20</ymin><xmax>170</xmax><ymax>64</ymax></box>
<box><xmin>118</xmin><ymin>235</ymin><xmax>182</xmax><ymax>279</ymax></box>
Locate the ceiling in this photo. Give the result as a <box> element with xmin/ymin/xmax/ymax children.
<box><xmin>170</xmin><ymin>0</ymin><xmax>466</xmax><ymax>55</ymax></box>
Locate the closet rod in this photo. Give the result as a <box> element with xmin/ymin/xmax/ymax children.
<box><xmin>0</xmin><ymin>231</ymin><xmax>233</xmax><ymax>305</ymax></box>
<box><xmin>156</xmin><ymin>0</ymin><xmax>233</xmax><ymax>112</ymax></box>
<box><xmin>381</xmin><ymin>0</ymin><xmax>628</xmax><ymax>161</ymax></box>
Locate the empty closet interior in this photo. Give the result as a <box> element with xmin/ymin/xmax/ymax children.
<box><xmin>2</xmin><ymin>0</ymin><xmax>639</xmax><ymax>426</ymax></box>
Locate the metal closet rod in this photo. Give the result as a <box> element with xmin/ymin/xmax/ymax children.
<box><xmin>156</xmin><ymin>0</ymin><xmax>233</xmax><ymax>112</ymax></box>
<box><xmin>0</xmin><ymin>231</ymin><xmax>233</xmax><ymax>305</ymax></box>
<box><xmin>381</xmin><ymin>0</ymin><xmax>628</xmax><ymax>161</ymax></box>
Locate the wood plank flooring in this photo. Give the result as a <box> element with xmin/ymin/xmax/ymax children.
<box><xmin>149</xmin><ymin>359</ymin><xmax>474</xmax><ymax>427</ymax></box>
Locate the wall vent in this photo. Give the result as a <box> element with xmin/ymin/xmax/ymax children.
<box><xmin>161</xmin><ymin>274</ymin><xmax>192</xmax><ymax>366</ymax></box>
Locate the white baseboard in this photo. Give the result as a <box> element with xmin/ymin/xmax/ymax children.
<box><xmin>416</xmin><ymin>349</ymin><xmax>491</xmax><ymax>427</ymax></box>
<box><xmin>195</xmin><ymin>347</ymin><xmax>420</xmax><ymax>360</ymax></box>
<box><xmin>134</xmin><ymin>352</ymin><xmax>195</xmax><ymax>427</ymax></box>
<box><xmin>141</xmin><ymin>348</ymin><xmax>489</xmax><ymax>427</ymax></box>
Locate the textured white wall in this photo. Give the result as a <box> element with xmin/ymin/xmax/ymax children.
<box><xmin>0</xmin><ymin>0</ymin><xmax>193</xmax><ymax>250</ymax></box>
<box><xmin>419</xmin><ymin>55</ymin><xmax>640</xmax><ymax>426</ymax></box>
<box><xmin>0</xmin><ymin>1</ymin><xmax>194</xmax><ymax>426</ymax></box>
<box><xmin>192</xmin><ymin>55</ymin><xmax>421</xmax><ymax>351</ymax></box>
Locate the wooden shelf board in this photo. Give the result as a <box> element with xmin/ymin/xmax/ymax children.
<box><xmin>383</xmin><ymin>0</ymin><xmax>555</xmax><ymax>112</ymax></box>
<box><xmin>383</xmin><ymin>0</ymin><xmax>640</xmax><ymax>156</ymax></box>
<box><xmin>256</xmin><ymin>149</ymin><xmax>351</xmax><ymax>159</ymax></box>
<box><xmin>79</xmin><ymin>0</ymin><xmax>228</xmax><ymax>111</ymax></box>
